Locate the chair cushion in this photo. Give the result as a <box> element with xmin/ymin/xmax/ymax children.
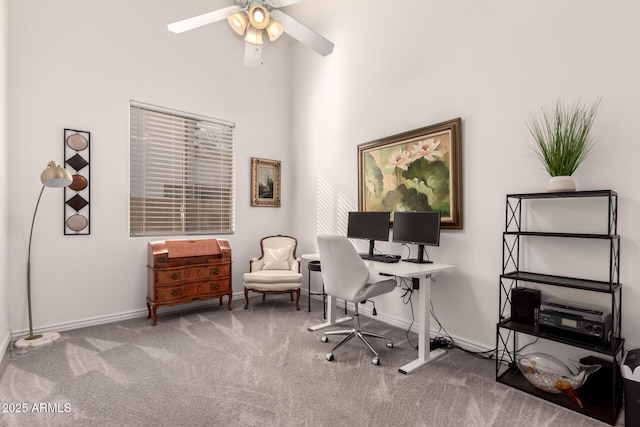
<box><xmin>262</xmin><ymin>246</ymin><xmax>292</xmax><ymax>270</ymax></box>
<box><xmin>243</xmin><ymin>270</ymin><xmax>302</xmax><ymax>284</ymax></box>
<box><xmin>244</xmin><ymin>282</ymin><xmax>302</xmax><ymax>292</ymax></box>
<box><xmin>243</xmin><ymin>270</ymin><xmax>302</xmax><ymax>291</ymax></box>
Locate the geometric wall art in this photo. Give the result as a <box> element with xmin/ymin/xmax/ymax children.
<box><xmin>64</xmin><ymin>128</ymin><xmax>90</xmax><ymax>235</ymax></box>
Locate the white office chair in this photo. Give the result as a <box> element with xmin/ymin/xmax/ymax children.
<box><xmin>317</xmin><ymin>235</ymin><xmax>397</xmax><ymax>365</ymax></box>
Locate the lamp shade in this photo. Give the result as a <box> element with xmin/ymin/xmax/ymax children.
<box><xmin>40</xmin><ymin>161</ymin><xmax>72</xmax><ymax>188</ymax></box>
<box><xmin>227</xmin><ymin>12</ymin><xmax>248</xmax><ymax>35</ymax></box>
<box><xmin>244</xmin><ymin>26</ymin><xmax>264</xmax><ymax>45</ymax></box>
<box><xmin>266</xmin><ymin>20</ymin><xmax>284</xmax><ymax>41</ymax></box>
<box><xmin>248</xmin><ymin>4</ymin><xmax>270</xmax><ymax>30</ymax></box>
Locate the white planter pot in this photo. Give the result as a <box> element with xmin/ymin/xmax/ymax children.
<box><xmin>547</xmin><ymin>176</ymin><xmax>576</xmax><ymax>192</ymax></box>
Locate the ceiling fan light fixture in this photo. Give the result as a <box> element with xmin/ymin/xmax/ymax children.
<box><xmin>266</xmin><ymin>20</ymin><xmax>284</xmax><ymax>41</ymax></box>
<box><xmin>228</xmin><ymin>12</ymin><xmax>249</xmax><ymax>36</ymax></box>
<box><xmin>244</xmin><ymin>26</ymin><xmax>264</xmax><ymax>45</ymax></box>
<box><xmin>248</xmin><ymin>4</ymin><xmax>270</xmax><ymax>30</ymax></box>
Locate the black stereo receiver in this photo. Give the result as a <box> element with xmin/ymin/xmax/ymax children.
<box><xmin>538</xmin><ymin>298</ymin><xmax>612</xmax><ymax>347</ymax></box>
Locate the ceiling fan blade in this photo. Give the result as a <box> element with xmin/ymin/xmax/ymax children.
<box><xmin>272</xmin><ymin>0</ymin><xmax>307</xmax><ymax>7</ymax></box>
<box><xmin>168</xmin><ymin>5</ymin><xmax>239</xmax><ymax>33</ymax></box>
<box><xmin>244</xmin><ymin>42</ymin><xmax>263</xmax><ymax>67</ymax></box>
<box><xmin>279</xmin><ymin>12</ymin><xmax>334</xmax><ymax>56</ymax></box>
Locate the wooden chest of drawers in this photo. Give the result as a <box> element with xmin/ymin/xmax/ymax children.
<box><xmin>146</xmin><ymin>238</ymin><xmax>232</xmax><ymax>325</ymax></box>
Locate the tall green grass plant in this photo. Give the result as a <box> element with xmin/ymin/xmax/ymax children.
<box><xmin>528</xmin><ymin>99</ymin><xmax>600</xmax><ymax>177</ymax></box>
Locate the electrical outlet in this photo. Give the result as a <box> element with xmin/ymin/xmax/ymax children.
<box><xmin>412</xmin><ymin>278</ymin><xmax>420</xmax><ymax>290</ymax></box>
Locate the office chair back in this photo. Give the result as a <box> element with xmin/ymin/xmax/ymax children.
<box><xmin>317</xmin><ymin>235</ymin><xmax>396</xmax><ymax>365</ymax></box>
<box><xmin>317</xmin><ymin>235</ymin><xmax>372</xmax><ymax>303</ymax></box>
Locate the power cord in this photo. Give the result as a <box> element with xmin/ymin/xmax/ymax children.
<box><xmin>399</xmin><ymin>278</ymin><xmax>418</xmax><ymax>350</ymax></box>
<box><xmin>398</xmin><ymin>279</ymin><xmax>538</xmax><ymax>361</ymax></box>
<box><xmin>429</xmin><ymin>299</ymin><xmax>497</xmax><ymax>360</ymax></box>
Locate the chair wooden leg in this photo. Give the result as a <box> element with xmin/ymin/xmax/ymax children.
<box><xmin>295</xmin><ymin>289</ymin><xmax>300</xmax><ymax>310</ymax></box>
<box><xmin>290</xmin><ymin>292</ymin><xmax>294</xmax><ymax>301</ymax></box>
<box><xmin>244</xmin><ymin>288</ymin><xmax>250</xmax><ymax>309</ymax></box>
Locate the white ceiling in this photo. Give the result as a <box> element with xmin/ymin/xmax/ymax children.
<box><xmin>276</xmin><ymin>0</ymin><xmax>348</xmax><ymax>28</ymax></box>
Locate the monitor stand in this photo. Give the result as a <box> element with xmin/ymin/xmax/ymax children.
<box><xmin>368</xmin><ymin>239</ymin><xmax>375</xmax><ymax>257</ymax></box>
<box><xmin>404</xmin><ymin>258</ymin><xmax>433</xmax><ymax>264</ymax></box>
<box><xmin>402</xmin><ymin>244</ymin><xmax>433</xmax><ymax>264</ymax></box>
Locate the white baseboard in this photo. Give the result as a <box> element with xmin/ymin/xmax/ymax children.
<box><xmin>305</xmin><ymin>292</ymin><xmax>493</xmax><ymax>355</ymax></box>
<box><xmin>10</xmin><ymin>309</ymin><xmax>148</xmax><ymax>339</ymax></box>
<box><xmin>0</xmin><ymin>324</ymin><xmax>10</xmax><ymax>362</ymax></box>
<box><xmin>10</xmin><ymin>291</ymin><xmax>248</xmax><ymax>339</ymax></box>
<box><xmin>8</xmin><ymin>291</ymin><xmax>493</xmax><ymax>356</ymax></box>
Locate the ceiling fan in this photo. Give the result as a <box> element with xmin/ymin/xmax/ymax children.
<box><xmin>168</xmin><ymin>0</ymin><xmax>334</xmax><ymax>67</ymax></box>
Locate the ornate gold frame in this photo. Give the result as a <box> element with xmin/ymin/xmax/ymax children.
<box><xmin>357</xmin><ymin>118</ymin><xmax>462</xmax><ymax>229</ymax></box>
<box><xmin>251</xmin><ymin>157</ymin><xmax>281</xmax><ymax>207</ymax></box>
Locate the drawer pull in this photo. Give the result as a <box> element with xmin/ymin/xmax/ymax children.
<box><xmin>212</xmin><ymin>284</ymin><xmax>220</xmax><ymax>290</ymax></box>
<box><xmin>212</xmin><ymin>268</ymin><xmax>220</xmax><ymax>275</ymax></box>
<box><xmin>171</xmin><ymin>289</ymin><xmax>179</xmax><ymax>296</ymax></box>
<box><xmin>171</xmin><ymin>273</ymin><xmax>179</xmax><ymax>280</ymax></box>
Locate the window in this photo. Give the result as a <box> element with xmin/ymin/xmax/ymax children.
<box><xmin>130</xmin><ymin>102</ymin><xmax>235</xmax><ymax>237</ymax></box>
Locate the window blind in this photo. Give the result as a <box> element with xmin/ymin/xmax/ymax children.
<box><xmin>130</xmin><ymin>102</ymin><xmax>235</xmax><ymax>237</ymax></box>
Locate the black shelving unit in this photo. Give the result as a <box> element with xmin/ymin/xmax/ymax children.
<box><xmin>496</xmin><ymin>190</ymin><xmax>623</xmax><ymax>425</ymax></box>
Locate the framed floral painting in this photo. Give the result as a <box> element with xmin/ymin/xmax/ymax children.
<box><xmin>357</xmin><ymin>118</ymin><xmax>462</xmax><ymax>229</ymax></box>
<box><xmin>251</xmin><ymin>157</ymin><xmax>281</xmax><ymax>207</ymax></box>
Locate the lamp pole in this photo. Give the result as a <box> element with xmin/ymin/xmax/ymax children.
<box><xmin>15</xmin><ymin>161</ymin><xmax>72</xmax><ymax>349</ymax></box>
<box><xmin>24</xmin><ymin>185</ymin><xmax>46</xmax><ymax>341</ymax></box>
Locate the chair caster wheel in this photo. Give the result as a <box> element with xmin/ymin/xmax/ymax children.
<box><xmin>321</xmin><ymin>335</ymin><xmax>329</xmax><ymax>343</ymax></box>
<box><xmin>386</xmin><ymin>341</ymin><xmax>394</xmax><ymax>348</ymax></box>
<box><xmin>326</xmin><ymin>353</ymin><xmax>334</xmax><ymax>361</ymax></box>
<box><xmin>372</xmin><ymin>357</ymin><xmax>380</xmax><ymax>365</ymax></box>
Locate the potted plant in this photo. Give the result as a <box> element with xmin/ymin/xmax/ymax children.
<box><xmin>528</xmin><ymin>98</ymin><xmax>600</xmax><ymax>192</ymax></box>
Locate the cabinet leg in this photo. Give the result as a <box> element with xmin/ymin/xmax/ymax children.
<box><xmin>146</xmin><ymin>301</ymin><xmax>151</xmax><ymax>319</ymax></box>
<box><xmin>151</xmin><ymin>307</ymin><xmax>158</xmax><ymax>326</ymax></box>
<box><xmin>227</xmin><ymin>293</ymin><xmax>232</xmax><ymax>310</ymax></box>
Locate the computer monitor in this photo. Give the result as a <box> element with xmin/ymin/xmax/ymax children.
<box><xmin>392</xmin><ymin>211</ymin><xmax>441</xmax><ymax>263</ymax></box>
<box><xmin>347</xmin><ymin>211</ymin><xmax>391</xmax><ymax>257</ymax></box>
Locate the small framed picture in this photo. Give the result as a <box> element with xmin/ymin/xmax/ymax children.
<box><xmin>251</xmin><ymin>157</ymin><xmax>281</xmax><ymax>207</ymax></box>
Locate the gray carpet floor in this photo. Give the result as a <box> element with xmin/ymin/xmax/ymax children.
<box><xmin>0</xmin><ymin>296</ymin><xmax>618</xmax><ymax>426</ymax></box>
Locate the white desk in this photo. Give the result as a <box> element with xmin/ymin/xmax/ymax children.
<box><xmin>302</xmin><ymin>253</ymin><xmax>453</xmax><ymax>375</ymax></box>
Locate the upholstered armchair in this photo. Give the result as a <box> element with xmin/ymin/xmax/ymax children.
<box><xmin>243</xmin><ymin>235</ymin><xmax>303</xmax><ymax>310</ymax></box>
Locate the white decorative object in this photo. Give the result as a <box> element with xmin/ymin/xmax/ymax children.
<box><xmin>547</xmin><ymin>175</ymin><xmax>576</xmax><ymax>192</ymax></box>
<box><xmin>15</xmin><ymin>331</ymin><xmax>61</xmax><ymax>349</ymax></box>
<box><xmin>517</xmin><ymin>352</ymin><xmax>600</xmax><ymax>408</ymax></box>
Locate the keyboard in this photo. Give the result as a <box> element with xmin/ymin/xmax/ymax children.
<box><xmin>359</xmin><ymin>253</ymin><xmax>401</xmax><ymax>263</ymax></box>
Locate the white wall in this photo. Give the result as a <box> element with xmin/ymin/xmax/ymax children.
<box><xmin>291</xmin><ymin>0</ymin><xmax>640</xmax><ymax>351</ymax></box>
<box><xmin>1</xmin><ymin>0</ymin><xmax>10</xmax><ymax>359</ymax></box>
<box><xmin>6</xmin><ymin>0</ymin><xmax>640</xmax><ymax>358</ymax></box>
<box><xmin>6</xmin><ymin>0</ymin><xmax>293</xmax><ymax>334</ymax></box>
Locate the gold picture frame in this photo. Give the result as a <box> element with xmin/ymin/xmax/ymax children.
<box><xmin>251</xmin><ymin>157</ymin><xmax>281</xmax><ymax>207</ymax></box>
<box><xmin>357</xmin><ymin>118</ymin><xmax>462</xmax><ymax>229</ymax></box>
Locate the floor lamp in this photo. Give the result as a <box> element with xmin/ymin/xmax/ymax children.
<box><xmin>15</xmin><ymin>161</ymin><xmax>73</xmax><ymax>349</ymax></box>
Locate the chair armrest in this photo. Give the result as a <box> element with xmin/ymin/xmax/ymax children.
<box><xmin>250</xmin><ymin>257</ymin><xmax>265</xmax><ymax>272</ymax></box>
